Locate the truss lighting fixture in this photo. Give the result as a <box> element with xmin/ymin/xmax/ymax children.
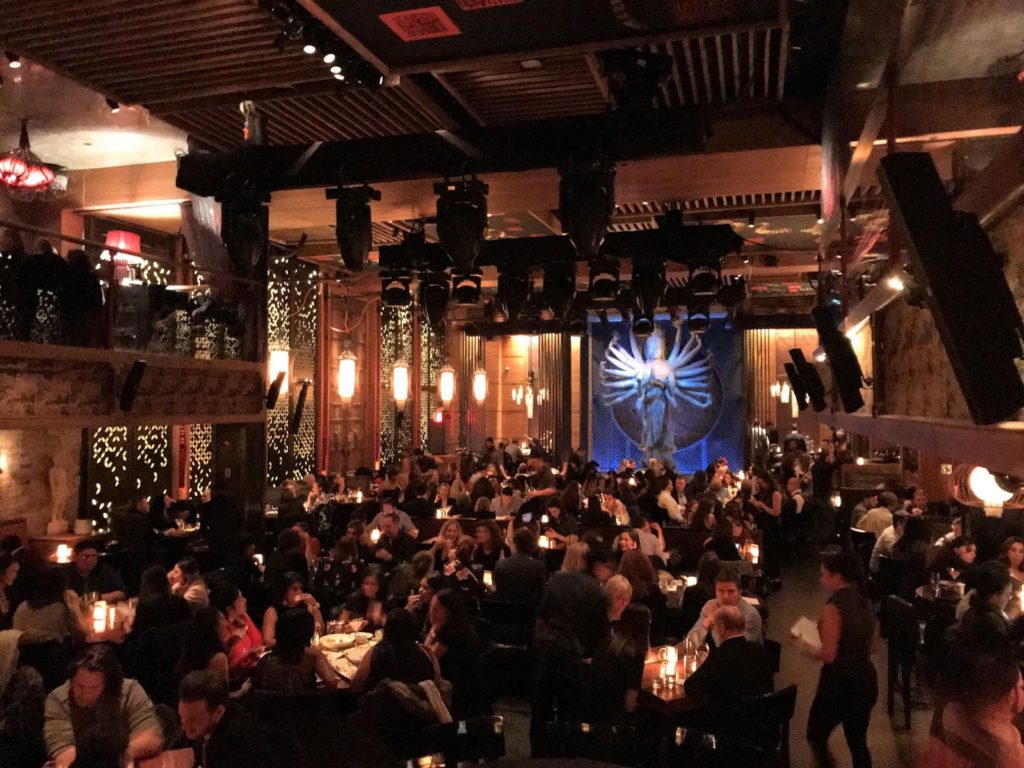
<box><xmin>419</xmin><ymin>271</ymin><xmax>450</xmax><ymax>329</ymax></box>
<box><xmin>687</xmin><ymin>264</ymin><xmax>721</xmax><ymax>298</ymax></box>
<box><xmin>687</xmin><ymin>300</ymin><xmax>711</xmax><ymax>335</ymax></box>
<box><xmin>497</xmin><ymin>268</ymin><xmax>530</xmax><ymax>321</ymax></box>
<box><xmin>541</xmin><ymin>261</ymin><xmax>576</xmax><ymax>316</ymax></box>
<box><xmin>588</xmin><ymin>256</ymin><xmax>620</xmax><ymax>301</ymax></box>
<box><xmin>329</xmin><ymin>184</ymin><xmax>379</xmax><ymax>271</ymax></box>
<box><xmin>452</xmin><ymin>271</ymin><xmax>482</xmax><ymax>305</ymax></box>
<box><xmin>105</xmin><ymin>97</ymin><xmax>120</xmax><ymax>113</ymax></box>
<box><xmin>558</xmin><ymin>158</ymin><xmax>616</xmax><ymax>258</ymax></box>
<box><xmin>435</xmin><ymin>177</ymin><xmax>488</xmax><ymax>272</ymax></box>
<box><xmin>5</xmin><ymin>52</ymin><xmax>20</xmax><ymax>69</ymax></box>
<box><xmin>630</xmin><ymin>259</ymin><xmax>666</xmax><ymax>336</ymax></box>
<box><xmin>381</xmin><ymin>270</ymin><xmax>412</xmax><ymax>306</ymax></box>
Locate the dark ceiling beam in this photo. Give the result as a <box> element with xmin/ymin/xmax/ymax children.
<box><xmin>954</xmin><ymin>127</ymin><xmax>1024</xmax><ymax>227</ymax></box>
<box><xmin>433</xmin><ymin>74</ymin><xmax>489</xmax><ymax>127</ymax></box>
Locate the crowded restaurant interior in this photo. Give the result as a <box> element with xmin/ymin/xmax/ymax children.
<box><xmin>2</xmin><ymin>1</ymin><xmax>1024</xmax><ymax>767</ymax></box>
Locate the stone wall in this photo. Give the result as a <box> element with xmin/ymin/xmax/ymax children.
<box><xmin>877</xmin><ymin>201</ymin><xmax>1024</xmax><ymax>421</ymax></box>
<box><xmin>0</xmin><ymin>428</ymin><xmax>82</xmax><ymax>534</ymax></box>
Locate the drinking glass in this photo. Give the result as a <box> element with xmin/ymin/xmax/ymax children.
<box><xmin>696</xmin><ymin>642</ymin><xmax>709</xmax><ymax>666</ymax></box>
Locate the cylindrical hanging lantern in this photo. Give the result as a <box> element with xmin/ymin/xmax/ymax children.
<box><xmin>338</xmin><ymin>350</ymin><xmax>357</xmax><ymax>403</ymax></box>
<box><xmin>438</xmin><ymin>363</ymin><xmax>456</xmax><ymax>407</ymax></box>
<box><xmin>472</xmin><ymin>367</ymin><xmax>487</xmax><ymax>404</ymax></box>
<box><xmin>393</xmin><ymin>358</ymin><xmax>410</xmax><ymax>410</ymax></box>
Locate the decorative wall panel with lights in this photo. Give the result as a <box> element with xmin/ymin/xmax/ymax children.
<box><xmin>380</xmin><ymin>305</ymin><xmax>414</xmax><ymax>467</ymax></box>
<box><xmin>87</xmin><ymin>425</ymin><xmax>171</xmax><ymax>530</ymax></box>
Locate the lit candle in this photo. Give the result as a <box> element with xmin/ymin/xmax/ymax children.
<box><xmin>254</xmin><ymin>554</ymin><xmax>263</xmax><ymax>567</ymax></box>
<box><xmin>436</xmin><ymin>509</ymin><xmax>444</xmax><ymax>519</ymax></box>
<box><xmin>55</xmin><ymin>544</ymin><xmax>71</xmax><ymax>564</ymax></box>
<box><xmin>749</xmin><ymin>543</ymin><xmax>760</xmax><ymax>564</ymax></box>
<box><xmin>540</xmin><ymin>514</ymin><xmax>549</xmax><ymax>524</ymax></box>
<box><xmin>92</xmin><ymin>601</ymin><xmax>107</xmax><ymax>633</ymax></box>
<box><xmin>665</xmin><ymin>645</ymin><xmax>678</xmax><ymax>666</ymax></box>
<box><xmin>356</xmin><ymin>491</ymin><xmax>363</xmax><ymax>503</ymax></box>
<box><xmin>538</xmin><ymin>534</ymin><xmax>550</xmax><ymax>549</ymax></box>
<box><xmin>483</xmin><ymin>570</ymin><xmax>493</xmax><ymax>588</ymax></box>
<box><xmin>685</xmin><ymin>576</ymin><xmax>697</xmax><ymax>588</ymax></box>
<box><xmin>370</xmin><ymin>529</ymin><xmax>381</xmax><ymax>544</ymax></box>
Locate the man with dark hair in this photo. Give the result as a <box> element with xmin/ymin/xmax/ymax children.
<box><xmin>202</xmin><ymin>478</ymin><xmax>244</xmax><ymax>563</ymax></box>
<box><xmin>494</xmin><ymin>527</ymin><xmax>547</xmax><ymax>609</ymax></box>
<box><xmin>65</xmin><ymin>540</ymin><xmax>125</xmax><ymax>603</ymax></box>
<box><xmin>178</xmin><ymin>669</ymin><xmax>269</xmax><ymax>768</ymax></box>
<box><xmin>686</xmin><ymin>568</ymin><xmax>763</xmax><ymax>647</ymax></box>
<box><xmin>367</xmin><ymin>497</ymin><xmax>418</xmax><ymax>538</ymax></box>
<box><xmin>401</xmin><ymin>480</ymin><xmax>435</xmax><ymax>519</ymax></box>
<box><xmin>373</xmin><ymin>512</ymin><xmax>417</xmax><ymax>569</ymax></box>
<box><xmin>44</xmin><ymin>645</ymin><xmax>163</xmax><ymax>768</ymax></box>
<box><xmin>264</xmin><ymin>528</ymin><xmax>309</xmax><ymax>593</ymax></box>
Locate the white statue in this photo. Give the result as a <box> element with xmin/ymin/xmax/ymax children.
<box><xmin>600</xmin><ymin>318</ymin><xmax>713</xmax><ymax>461</ymax></box>
<box><xmin>46</xmin><ymin>465</ymin><xmax>70</xmax><ymax>535</ymax></box>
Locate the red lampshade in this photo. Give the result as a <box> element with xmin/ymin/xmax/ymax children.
<box><xmin>0</xmin><ymin>153</ymin><xmax>27</xmax><ymax>186</ymax></box>
<box><xmin>105</xmin><ymin>230</ymin><xmax>143</xmax><ymax>265</ymax></box>
<box><xmin>0</xmin><ymin>120</ymin><xmax>56</xmax><ymax>192</ymax></box>
<box><xmin>16</xmin><ymin>163</ymin><xmax>55</xmax><ymax>189</ymax></box>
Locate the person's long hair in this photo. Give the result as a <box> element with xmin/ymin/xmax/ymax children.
<box><xmin>68</xmin><ymin>646</ymin><xmax>124</xmax><ymax>736</ymax></box>
<box><xmin>137</xmin><ymin>565</ymin><xmax>172</xmax><ymax>602</ymax></box>
<box><xmin>0</xmin><ymin>666</ymin><xmax>44</xmax><ymax>735</ymax></box>
<box><xmin>618</xmin><ymin>549</ymin><xmax>657</xmax><ymax>601</ymax></box>
<box><xmin>269</xmin><ymin>571</ymin><xmax>304</xmax><ymax>609</ymax></box>
<box><xmin>708</xmin><ymin>515</ymin><xmax>734</xmax><ymax>544</ymax></box>
<box><xmin>372</xmin><ymin>608</ymin><xmax>428</xmax><ymax>682</ymax></box>
<box><xmin>561</xmin><ymin>482</ymin><xmax>582</xmax><ymax>514</ymax></box>
<box><xmin>475</xmin><ymin>520</ymin><xmax>504</xmax><ymax>553</ymax></box>
<box><xmin>177</xmin><ymin>606</ymin><xmax>224</xmax><ymax>677</ymax></box>
<box><xmin>273</xmin><ymin>607</ymin><xmax>314</xmax><ymax>665</ymax></box>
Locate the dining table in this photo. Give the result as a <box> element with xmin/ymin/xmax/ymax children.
<box><xmin>317</xmin><ymin>630</ymin><xmax>380</xmax><ymax>683</ymax></box>
<box><xmin>638</xmin><ymin>646</ymin><xmax>707</xmax><ymax>717</ymax></box>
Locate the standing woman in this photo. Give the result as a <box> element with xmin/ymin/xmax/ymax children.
<box><xmin>1000</xmin><ymin>536</ymin><xmax>1024</xmax><ymax>585</ymax></box>
<box><xmin>749</xmin><ymin>467</ymin><xmax>783</xmax><ymax>582</ymax></box>
<box><xmin>802</xmin><ymin>549</ymin><xmax>877</xmax><ymax>768</ymax></box>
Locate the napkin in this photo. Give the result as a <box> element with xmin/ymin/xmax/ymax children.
<box><xmin>790</xmin><ymin>615</ymin><xmax>821</xmax><ymax>652</ymax></box>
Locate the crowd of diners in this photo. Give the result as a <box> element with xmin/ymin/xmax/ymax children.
<box><xmin>0</xmin><ymin>431</ymin><xmax>1022</xmax><ymax>767</ymax></box>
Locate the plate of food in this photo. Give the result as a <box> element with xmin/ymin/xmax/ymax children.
<box><xmin>318</xmin><ymin>633</ymin><xmax>356</xmax><ymax>652</ymax></box>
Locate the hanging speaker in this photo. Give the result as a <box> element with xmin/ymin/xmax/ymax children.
<box><xmin>119</xmin><ymin>360</ymin><xmax>147</xmax><ymax>412</ymax></box>
<box><xmin>783</xmin><ymin>362</ymin><xmax>809</xmax><ymax>411</ymax></box>
<box><xmin>265</xmin><ymin>371</ymin><xmax>286</xmax><ymax>410</ymax></box>
<box><xmin>789</xmin><ymin>349</ymin><xmax>827</xmax><ymax>412</ymax></box>
<box><xmin>289</xmin><ymin>380</ymin><xmax>311</xmax><ymax>434</ymax></box>
<box><xmin>812</xmin><ymin>306</ymin><xmax>865</xmax><ymax>413</ymax></box>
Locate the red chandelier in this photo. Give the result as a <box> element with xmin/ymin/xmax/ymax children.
<box><xmin>0</xmin><ymin>119</ymin><xmax>56</xmax><ymax>191</ymax></box>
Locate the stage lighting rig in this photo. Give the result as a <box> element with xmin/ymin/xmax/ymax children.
<box><xmin>327</xmin><ymin>184</ymin><xmax>379</xmax><ymax>272</ymax></box>
<box><xmin>687</xmin><ymin>300</ymin><xmax>711</xmax><ymax>335</ymax></box>
<box><xmin>588</xmin><ymin>256</ymin><xmax>620</xmax><ymax>301</ymax></box>
<box><xmin>497</xmin><ymin>267</ymin><xmax>531</xmax><ymax>321</ymax></box>
<box><xmin>541</xmin><ymin>261</ymin><xmax>576</xmax><ymax>317</ymax></box>
<box><xmin>419</xmin><ymin>271</ymin><xmax>449</xmax><ymax>329</ymax></box>
<box><xmin>435</xmin><ymin>176</ymin><xmax>488</xmax><ymax>273</ymax></box>
<box><xmin>452</xmin><ymin>271</ymin><xmax>482</xmax><ymax>305</ymax></box>
<box><xmin>558</xmin><ymin>158</ymin><xmax>616</xmax><ymax>259</ymax></box>
<box><xmin>601</xmin><ymin>49</ymin><xmax>672</xmax><ymax>112</ymax></box>
<box><xmin>381</xmin><ymin>269</ymin><xmax>412</xmax><ymax>306</ymax></box>
<box><xmin>630</xmin><ymin>258</ymin><xmax>666</xmax><ymax>336</ymax></box>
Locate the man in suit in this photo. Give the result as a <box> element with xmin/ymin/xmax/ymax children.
<box><xmin>684</xmin><ymin>605</ymin><xmax>773</xmax><ymax>704</ymax></box>
<box><xmin>494</xmin><ymin>527</ymin><xmax>547</xmax><ymax>609</ymax></box>
<box><xmin>178</xmin><ymin>670</ymin><xmax>269</xmax><ymax>768</ymax></box>
<box><xmin>401</xmin><ymin>480</ymin><xmax>435</xmax><ymax>519</ymax></box>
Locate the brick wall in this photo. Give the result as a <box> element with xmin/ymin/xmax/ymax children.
<box><xmin>0</xmin><ymin>428</ymin><xmax>82</xmax><ymax>535</ymax></box>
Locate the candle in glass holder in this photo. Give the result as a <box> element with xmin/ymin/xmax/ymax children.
<box><xmin>92</xmin><ymin>601</ymin><xmax>107</xmax><ymax>633</ymax></box>
<box><xmin>370</xmin><ymin>529</ymin><xmax>381</xmax><ymax>544</ymax></box>
<box><xmin>749</xmin><ymin>543</ymin><xmax>760</xmax><ymax>564</ymax></box>
<box><xmin>483</xmin><ymin>570</ymin><xmax>493</xmax><ymax>588</ymax></box>
<box><xmin>55</xmin><ymin>544</ymin><xmax>72</xmax><ymax>564</ymax></box>
<box><xmin>435</xmin><ymin>509</ymin><xmax>444</xmax><ymax>519</ymax></box>
<box><xmin>356</xmin><ymin>490</ymin><xmax>363</xmax><ymax>503</ymax></box>
<box><xmin>540</xmin><ymin>514</ymin><xmax>549</xmax><ymax>524</ymax></box>
<box><xmin>538</xmin><ymin>534</ymin><xmax>550</xmax><ymax>549</ymax></box>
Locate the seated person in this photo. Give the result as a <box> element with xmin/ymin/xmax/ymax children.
<box><xmin>44</xmin><ymin>645</ymin><xmax>163</xmax><ymax>768</ymax></box>
<box><xmin>13</xmin><ymin>568</ymin><xmax>90</xmax><ymax>644</ymax></box>
<box><xmin>264</xmin><ymin>528</ymin><xmax>310</xmax><ymax>594</ymax></box>
<box><xmin>472</xmin><ymin>520</ymin><xmax>510</xmax><ymax>572</ymax></box>
<box><xmin>600</xmin><ymin>490</ymin><xmax>631</xmax><ymax>526</ymax></box>
<box><xmin>168</xmin><ymin>556</ymin><xmax>209</xmax><ymax>612</ymax></box>
<box><xmin>262</xmin><ymin>571</ymin><xmax>324</xmax><ymax>647</ymax></box>
<box><xmin>423</xmin><ymin>589</ymin><xmax>481</xmax><ymax>716</ymax></box>
<box><xmin>856</xmin><ymin>491</ymin><xmax>899</xmax><ymax>538</ymax></box>
<box><xmin>935</xmin><ymin>517</ymin><xmax>964</xmax><ymax>548</ymax></box>
<box><xmin>491</xmin><ymin>485</ymin><xmax>522</xmax><ymax>518</ymax></box>
<box><xmin>401</xmin><ymin>480</ymin><xmax>437</xmax><ymax>520</ymax></box>
<box><xmin>338</xmin><ymin>565</ymin><xmax>386</xmax><ymax>630</ymax></box>
<box><xmin>254</xmin><ymin>608</ymin><xmax>340</xmax><ymax>692</ymax></box>
<box><xmin>387</xmin><ymin>550</ymin><xmax>434</xmax><ymax>606</ymax></box>
<box><xmin>635</xmin><ymin>517</ymin><xmax>670</xmax><ymax>566</ymax></box>
<box><xmin>0</xmin><ymin>667</ymin><xmax>47</xmax><ymax>768</ymax></box>
<box><xmin>178</xmin><ymin>670</ymin><xmax>271</xmax><ymax>768</ymax></box>
<box><xmin>584</xmin><ymin>575</ymin><xmax>644</xmax><ymax>723</ymax></box>
<box><xmin>133</xmin><ymin>564</ymin><xmax>191</xmax><ymax>634</ymax></box>
<box><xmin>372</xmin><ymin>512</ymin><xmax>418</xmax><ymax>570</ymax></box>
<box><xmin>366</xmin><ymin>498</ymin><xmax>419</xmax><ymax>539</ymax></box>
<box><xmin>494</xmin><ymin>527</ymin><xmax>548</xmax><ymax>608</ymax></box>
<box><xmin>350</xmin><ymin>608</ymin><xmax>439</xmax><ymax>692</ymax></box>
<box><xmin>543</xmin><ymin>499</ymin><xmax>580</xmax><ymax>545</ymax></box>
<box><xmin>702</xmin><ymin>516</ymin><xmax>742</xmax><ymax>561</ymax></box>
<box><xmin>869</xmin><ymin>511</ymin><xmax>908</xmax><ymax>574</ymax></box>
<box><xmin>333</xmin><ymin>520</ymin><xmax>375</xmax><ymax>565</ymax></box>
<box><xmin>685</xmin><ymin>568</ymin><xmax>763</xmax><ymax>647</ymax></box>
<box><xmin>579</xmin><ymin>494</ymin><xmax>614</xmax><ymax>527</ymax></box>
<box><xmin>617</xmin><ymin>549</ymin><xmax>667</xmax><ymax>639</ymax></box>
<box><xmin>931</xmin><ymin>535</ymin><xmax>977</xmax><ymax>581</ymax></box>
<box><xmin>683</xmin><ymin>605</ymin><xmax>773</xmax><ymax>711</ymax></box>
<box><xmin>428</xmin><ymin>520</ymin><xmax>465</xmax><ymax>573</ymax></box>
<box><xmin>175</xmin><ymin>606</ymin><xmax>230</xmax><ymax>685</ymax></box>
<box><xmin>65</xmin><ymin>540</ymin><xmax>126</xmax><ymax>603</ymax></box>
<box><xmin>957</xmin><ymin>561</ymin><xmax>1018</xmax><ymax>653</ymax></box>
<box><xmin>209</xmin><ymin>583</ymin><xmax>264</xmax><ymax>680</ymax></box>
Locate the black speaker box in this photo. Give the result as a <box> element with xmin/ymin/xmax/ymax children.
<box><xmin>879</xmin><ymin>152</ymin><xmax>1024</xmax><ymax>425</ymax></box>
<box><xmin>265</xmin><ymin>371</ymin><xmax>286</xmax><ymax>410</ymax></box>
<box><xmin>783</xmin><ymin>362</ymin><xmax>809</xmax><ymax>410</ymax></box>
<box><xmin>119</xmin><ymin>360</ymin><xmax>147</xmax><ymax>412</ymax></box>
<box><xmin>789</xmin><ymin>349</ymin><xmax>827</xmax><ymax>412</ymax></box>
<box><xmin>812</xmin><ymin>306</ymin><xmax>865</xmax><ymax>414</ymax></box>
<box><xmin>289</xmin><ymin>380</ymin><xmax>310</xmax><ymax>435</ymax></box>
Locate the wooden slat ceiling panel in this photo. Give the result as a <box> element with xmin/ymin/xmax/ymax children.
<box><xmin>443</xmin><ymin>55</ymin><xmax>607</xmax><ymax>125</ymax></box>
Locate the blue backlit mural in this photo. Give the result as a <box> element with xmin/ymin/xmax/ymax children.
<box><xmin>591</xmin><ymin>315</ymin><xmax>744</xmax><ymax>473</ymax></box>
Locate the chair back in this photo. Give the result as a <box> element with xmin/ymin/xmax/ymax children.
<box><xmin>885</xmin><ymin>595</ymin><xmax>919</xmax><ymax>661</ymax></box>
<box><xmin>764</xmin><ymin>639</ymin><xmax>782</xmax><ymax>675</ymax></box>
<box><xmin>850</xmin><ymin>529</ymin><xmax>876</xmax><ymax>574</ymax></box>
<box><xmin>421</xmin><ymin>715</ymin><xmax>506</xmax><ymax>765</ymax></box>
<box><xmin>740</xmin><ymin>684</ymin><xmax>797</xmax><ymax>759</ymax></box>
<box><xmin>666</xmin><ymin>727</ymin><xmax>770</xmax><ymax>768</ymax></box>
<box><xmin>874</xmin><ymin>555</ymin><xmax>907</xmax><ymax>598</ymax></box>
<box><xmin>546</xmin><ymin>721</ymin><xmax>638</xmax><ymax>766</ymax></box>
<box><xmin>17</xmin><ymin>638</ymin><xmax>69</xmax><ymax>692</ymax></box>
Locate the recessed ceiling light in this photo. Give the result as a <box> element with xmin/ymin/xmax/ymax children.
<box><xmin>520</xmin><ymin>59</ymin><xmax>543</xmax><ymax>70</ymax></box>
<box><xmin>334</xmin><ymin>73</ymin><xmax>345</xmax><ymax>81</ymax></box>
<box><xmin>302</xmin><ymin>43</ymin><xmax>316</xmax><ymax>55</ymax></box>
<box><xmin>323</xmin><ymin>52</ymin><xmax>336</xmax><ymax>64</ymax></box>
<box><xmin>330</xmin><ymin>65</ymin><xmax>342</xmax><ymax>74</ymax></box>
<box><xmin>5</xmin><ymin>52</ymin><xmax>20</xmax><ymax>69</ymax></box>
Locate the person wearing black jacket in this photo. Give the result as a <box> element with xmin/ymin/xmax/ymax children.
<box><xmin>401</xmin><ymin>481</ymin><xmax>436</xmax><ymax>520</ymax></box>
<box><xmin>178</xmin><ymin>670</ymin><xmax>270</xmax><ymax>768</ymax></box>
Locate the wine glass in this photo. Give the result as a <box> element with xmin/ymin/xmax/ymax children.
<box><xmin>696</xmin><ymin>642</ymin><xmax>710</xmax><ymax>666</ymax></box>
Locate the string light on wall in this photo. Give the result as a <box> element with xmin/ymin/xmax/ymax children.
<box><xmin>438</xmin><ymin>363</ymin><xmax>456</xmax><ymax>407</ymax></box>
<box><xmin>338</xmin><ymin>348</ymin><xmax>357</xmax><ymax>403</ymax></box>
<box><xmin>472</xmin><ymin>366</ymin><xmax>487</xmax><ymax>404</ymax></box>
<box><xmin>393</xmin><ymin>358</ymin><xmax>410</xmax><ymax>410</ymax></box>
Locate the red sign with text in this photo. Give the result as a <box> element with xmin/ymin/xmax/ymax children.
<box><xmin>379</xmin><ymin>7</ymin><xmax>461</xmax><ymax>41</ymax></box>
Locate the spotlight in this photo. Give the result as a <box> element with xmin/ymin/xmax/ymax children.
<box><xmin>419</xmin><ymin>271</ymin><xmax>449</xmax><ymax>329</ymax></box>
<box><xmin>687</xmin><ymin>264</ymin><xmax>720</xmax><ymax>298</ymax></box>
<box><xmin>558</xmin><ymin>159</ymin><xmax>616</xmax><ymax>258</ymax></box>
<box><xmin>588</xmin><ymin>256</ymin><xmax>620</xmax><ymax>301</ymax></box>
<box><xmin>330</xmin><ymin>65</ymin><xmax>342</xmax><ymax>74</ymax></box>
<box><xmin>687</xmin><ymin>301</ymin><xmax>711</xmax><ymax>335</ymax></box>
<box><xmin>327</xmin><ymin>184</ymin><xmax>380</xmax><ymax>272</ymax></box>
<box><xmin>381</xmin><ymin>270</ymin><xmax>412</xmax><ymax>306</ymax></box>
<box><xmin>451</xmin><ymin>271</ymin><xmax>482</xmax><ymax>305</ymax></box>
<box><xmin>630</xmin><ymin>259</ymin><xmax>666</xmax><ymax>336</ymax></box>
<box><xmin>497</xmin><ymin>269</ymin><xmax>531</xmax><ymax>320</ymax></box>
<box><xmin>5</xmin><ymin>52</ymin><xmax>20</xmax><ymax>69</ymax></box>
<box><xmin>105</xmin><ymin>97</ymin><xmax>120</xmax><ymax>113</ymax></box>
<box><xmin>435</xmin><ymin>177</ymin><xmax>488</xmax><ymax>272</ymax></box>
<box><xmin>303</xmin><ymin>43</ymin><xmax>317</xmax><ymax>55</ymax></box>
<box><xmin>323</xmin><ymin>52</ymin><xmax>336</xmax><ymax>64</ymax></box>
<box><xmin>886</xmin><ymin>273</ymin><xmax>905</xmax><ymax>292</ymax></box>
<box><xmin>333</xmin><ymin>73</ymin><xmax>346</xmax><ymax>81</ymax></box>
<box><xmin>541</xmin><ymin>261</ymin><xmax>576</xmax><ymax>316</ymax></box>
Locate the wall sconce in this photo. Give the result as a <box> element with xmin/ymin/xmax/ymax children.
<box><xmin>338</xmin><ymin>350</ymin><xmax>357</xmax><ymax>403</ymax></box>
<box><xmin>268</xmin><ymin>349</ymin><xmax>291</xmax><ymax>396</ymax></box>
<box><xmin>392</xmin><ymin>358</ymin><xmax>410</xmax><ymax>410</ymax></box>
<box><xmin>0</xmin><ymin>450</ymin><xmax>6</xmax><ymax>475</ymax></box>
<box><xmin>438</xmin><ymin>364</ymin><xmax>456</xmax><ymax>407</ymax></box>
<box><xmin>780</xmin><ymin>381</ymin><xmax>791</xmax><ymax>404</ymax></box>
<box><xmin>472</xmin><ymin>366</ymin><xmax>487</xmax><ymax>404</ymax></box>
<box><xmin>770</xmin><ymin>381</ymin><xmax>781</xmax><ymax>398</ymax></box>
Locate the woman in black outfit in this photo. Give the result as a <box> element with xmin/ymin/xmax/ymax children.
<box><xmin>471</xmin><ymin>520</ymin><xmax>509</xmax><ymax>572</ymax></box>
<box><xmin>702</xmin><ymin>516</ymin><xmax>741</xmax><ymax>561</ymax></box>
<box><xmin>749</xmin><ymin>467</ymin><xmax>782</xmax><ymax>580</ymax></box>
<box><xmin>803</xmin><ymin>549</ymin><xmax>877</xmax><ymax>768</ymax></box>
<box><xmin>958</xmin><ymin>560</ymin><xmax>1015</xmax><ymax>653</ymax></box>
<box><xmin>425</xmin><ymin>589</ymin><xmax>481</xmax><ymax>716</ymax></box>
<box><xmin>350</xmin><ymin>608</ymin><xmax>438</xmax><ymax>692</ymax></box>
<box><xmin>132</xmin><ymin>565</ymin><xmax>191</xmax><ymax>634</ymax></box>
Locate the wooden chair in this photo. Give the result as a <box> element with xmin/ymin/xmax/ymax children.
<box><xmin>739</xmin><ymin>684</ymin><xmax>797</xmax><ymax>768</ymax></box>
<box><xmin>885</xmin><ymin>594</ymin><xmax>919</xmax><ymax>730</ymax></box>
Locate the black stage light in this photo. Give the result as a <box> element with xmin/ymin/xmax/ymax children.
<box><xmin>435</xmin><ymin>177</ymin><xmax>488</xmax><ymax>273</ymax></box>
<box><xmin>381</xmin><ymin>270</ymin><xmax>412</xmax><ymax>306</ymax></box>
<box><xmin>419</xmin><ymin>271</ymin><xmax>449</xmax><ymax>329</ymax></box>
<box><xmin>688</xmin><ymin>264</ymin><xmax>720</xmax><ymax>298</ymax></box>
<box><xmin>631</xmin><ymin>259</ymin><xmax>666</xmax><ymax>336</ymax></box>
<box><xmin>686</xmin><ymin>301</ymin><xmax>711</xmax><ymax>335</ymax></box>
<box><xmin>497</xmin><ymin>269</ymin><xmax>531</xmax><ymax>320</ymax></box>
<box><xmin>558</xmin><ymin>159</ymin><xmax>616</xmax><ymax>259</ymax></box>
<box><xmin>452</xmin><ymin>271</ymin><xmax>482</xmax><ymax>305</ymax></box>
<box><xmin>566</xmin><ymin>304</ymin><xmax>589</xmax><ymax>335</ymax></box>
<box><xmin>541</xmin><ymin>261</ymin><xmax>576</xmax><ymax>317</ymax></box>
<box><xmin>588</xmin><ymin>256</ymin><xmax>620</xmax><ymax>301</ymax></box>
<box><xmin>289</xmin><ymin>380</ymin><xmax>311</xmax><ymax>434</ymax></box>
<box><xmin>328</xmin><ymin>184</ymin><xmax>379</xmax><ymax>272</ymax></box>
<box><xmin>119</xmin><ymin>360</ymin><xmax>147</xmax><ymax>412</ymax></box>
